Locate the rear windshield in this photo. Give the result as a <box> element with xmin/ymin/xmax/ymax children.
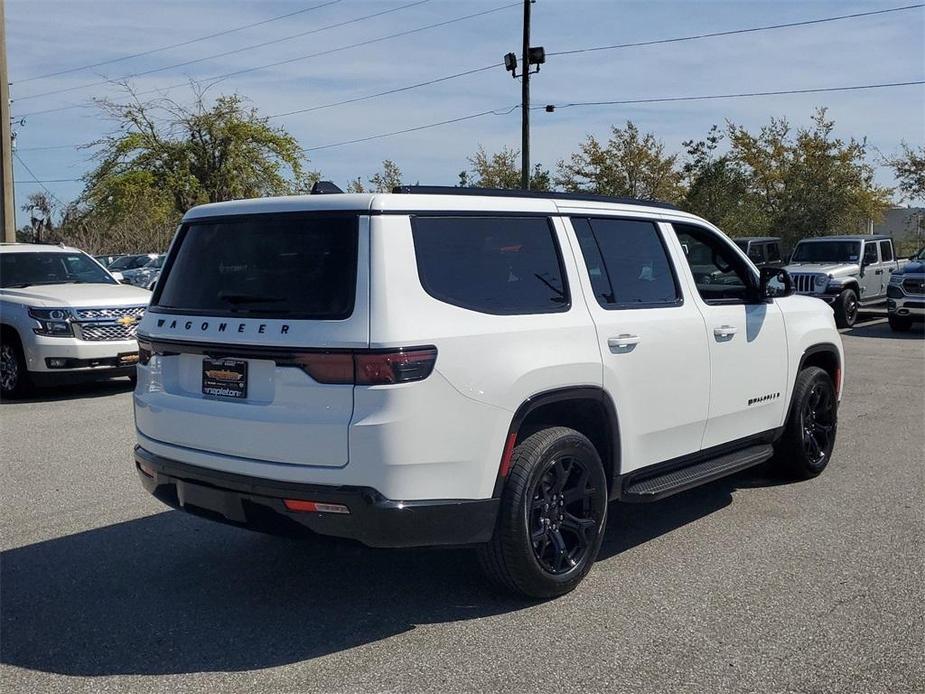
<box><xmin>154</xmin><ymin>215</ymin><xmax>358</xmax><ymax>319</ymax></box>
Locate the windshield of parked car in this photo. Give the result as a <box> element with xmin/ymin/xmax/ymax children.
<box><xmin>108</xmin><ymin>255</ymin><xmax>148</xmax><ymax>271</ymax></box>
<box><xmin>734</xmin><ymin>240</ymin><xmax>750</xmax><ymax>252</ymax></box>
<box><xmin>1</xmin><ymin>251</ymin><xmax>117</xmax><ymax>287</ymax></box>
<box><xmin>915</xmin><ymin>247</ymin><xmax>925</xmax><ymax>260</ymax></box>
<box><xmin>791</xmin><ymin>241</ymin><xmax>861</xmax><ymax>263</ymax></box>
<box><xmin>145</xmin><ymin>255</ymin><xmax>165</xmax><ymax>269</ymax></box>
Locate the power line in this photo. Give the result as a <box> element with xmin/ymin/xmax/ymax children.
<box><xmin>547</xmin><ymin>3</ymin><xmax>924</xmax><ymax>57</ymax></box>
<box><xmin>541</xmin><ymin>80</ymin><xmax>925</xmax><ymax>110</ymax></box>
<box><xmin>13</xmin><ymin>178</ymin><xmax>81</xmax><ymax>183</ymax></box>
<box><xmin>17</xmin><ymin>79</ymin><xmax>925</xmax><ymax>158</ymax></box>
<box><xmin>12</xmin><ymin>151</ymin><xmax>69</xmax><ymax>205</ymax></box>
<box><xmin>15</xmin><ymin>1</ymin><xmax>920</xmax><ymax>122</ymax></box>
<box><xmin>15</xmin><ymin>0</ymin><xmax>433</xmax><ymax>102</ymax></box>
<box><xmin>14</xmin><ymin>1</ymin><xmax>514</xmax><ymax>106</ymax></box>
<box><xmin>304</xmin><ymin>105</ymin><xmax>520</xmax><ymax>152</ymax></box>
<box><xmin>14</xmin><ymin>0</ymin><xmax>345</xmax><ymax>84</ymax></box>
<box><xmin>268</xmin><ymin>63</ymin><xmax>500</xmax><ymax>119</ymax></box>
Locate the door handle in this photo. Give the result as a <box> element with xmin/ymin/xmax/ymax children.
<box><xmin>875</xmin><ymin>269</ymin><xmax>883</xmax><ymax>275</ymax></box>
<box><xmin>713</xmin><ymin>325</ymin><xmax>738</xmax><ymax>339</ymax></box>
<box><xmin>608</xmin><ymin>334</ymin><xmax>640</xmax><ymax>352</ymax></box>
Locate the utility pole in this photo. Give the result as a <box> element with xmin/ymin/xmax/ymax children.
<box><xmin>0</xmin><ymin>0</ymin><xmax>15</xmax><ymax>241</ymax></box>
<box><xmin>520</xmin><ymin>0</ymin><xmax>530</xmax><ymax>190</ymax></box>
<box><xmin>504</xmin><ymin>1</ymin><xmax>544</xmax><ymax>190</ymax></box>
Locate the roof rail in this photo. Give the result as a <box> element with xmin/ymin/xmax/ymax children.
<box><xmin>391</xmin><ymin>185</ymin><xmax>681</xmax><ymax>211</ymax></box>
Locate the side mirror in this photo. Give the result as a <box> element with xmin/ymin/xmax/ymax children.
<box><xmin>760</xmin><ymin>267</ymin><xmax>794</xmax><ymax>299</ymax></box>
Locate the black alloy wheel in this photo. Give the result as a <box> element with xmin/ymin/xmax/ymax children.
<box><xmin>801</xmin><ymin>381</ymin><xmax>836</xmax><ymax>466</ymax></box>
<box><xmin>529</xmin><ymin>455</ymin><xmax>600</xmax><ymax>575</ymax></box>
<box><xmin>478</xmin><ymin>426</ymin><xmax>608</xmax><ymax>598</ymax></box>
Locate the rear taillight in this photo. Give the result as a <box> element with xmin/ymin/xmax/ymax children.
<box><xmin>293</xmin><ymin>353</ymin><xmax>354</xmax><ymax>384</ymax></box>
<box><xmin>355</xmin><ymin>348</ymin><xmax>437</xmax><ymax>385</ymax></box>
<box><xmin>292</xmin><ymin>347</ymin><xmax>437</xmax><ymax>385</ymax></box>
<box><xmin>137</xmin><ymin>339</ymin><xmax>152</xmax><ymax>365</ymax></box>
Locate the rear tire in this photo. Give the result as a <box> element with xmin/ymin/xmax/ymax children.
<box><xmin>888</xmin><ymin>314</ymin><xmax>913</xmax><ymax>332</ymax></box>
<box><xmin>478</xmin><ymin>426</ymin><xmax>608</xmax><ymax>599</ymax></box>
<box><xmin>833</xmin><ymin>288</ymin><xmax>858</xmax><ymax>328</ymax></box>
<box><xmin>0</xmin><ymin>331</ymin><xmax>33</xmax><ymax>399</ymax></box>
<box><xmin>774</xmin><ymin>366</ymin><xmax>837</xmax><ymax>479</ymax></box>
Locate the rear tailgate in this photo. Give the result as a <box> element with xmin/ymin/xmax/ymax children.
<box><xmin>134</xmin><ymin>213</ymin><xmax>369</xmax><ymax>467</ymax></box>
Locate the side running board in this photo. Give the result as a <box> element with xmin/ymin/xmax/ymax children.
<box><xmin>622</xmin><ymin>444</ymin><xmax>774</xmax><ymax>503</ymax></box>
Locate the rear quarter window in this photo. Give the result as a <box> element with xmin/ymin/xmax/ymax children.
<box><xmin>411</xmin><ymin>216</ymin><xmax>569</xmax><ymax>315</ymax></box>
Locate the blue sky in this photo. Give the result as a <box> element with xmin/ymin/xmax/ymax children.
<box><xmin>7</xmin><ymin>0</ymin><xmax>925</xmax><ymax>226</ymax></box>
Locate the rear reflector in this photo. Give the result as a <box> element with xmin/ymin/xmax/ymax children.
<box><xmin>283</xmin><ymin>499</ymin><xmax>350</xmax><ymax>514</ymax></box>
<box><xmin>293</xmin><ymin>352</ymin><xmax>354</xmax><ymax>384</ymax></box>
<box><xmin>136</xmin><ymin>460</ymin><xmax>155</xmax><ymax>478</ymax></box>
<box><xmin>498</xmin><ymin>432</ymin><xmax>518</xmax><ymax>478</ymax></box>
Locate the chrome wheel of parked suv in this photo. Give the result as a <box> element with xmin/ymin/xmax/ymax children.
<box><xmin>0</xmin><ymin>336</ymin><xmax>30</xmax><ymax>398</ymax></box>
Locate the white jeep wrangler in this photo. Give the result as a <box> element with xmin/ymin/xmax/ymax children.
<box><xmin>133</xmin><ymin>186</ymin><xmax>844</xmax><ymax>598</ymax></box>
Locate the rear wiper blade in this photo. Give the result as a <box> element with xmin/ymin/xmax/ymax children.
<box><xmin>218</xmin><ymin>293</ymin><xmax>285</xmax><ymax>305</ymax></box>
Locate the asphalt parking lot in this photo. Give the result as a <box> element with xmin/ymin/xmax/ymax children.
<box><xmin>1</xmin><ymin>318</ymin><xmax>922</xmax><ymax>694</ymax></box>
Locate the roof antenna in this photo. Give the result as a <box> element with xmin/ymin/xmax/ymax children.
<box><xmin>311</xmin><ymin>181</ymin><xmax>344</xmax><ymax>195</ymax></box>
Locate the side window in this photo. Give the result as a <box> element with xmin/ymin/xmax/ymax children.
<box><xmin>411</xmin><ymin>216</ymin><xmax>569</xmax><ymax>315</ymax></box>
<box><xmin>766</xmin><ymin>242</ymin><xmax>782</xmax><ymax>263</ymax></box>
<box><xmin>747</xmin><ymin>243</ymin><xmax>766</xmax><ymax>264</ymax></box>
<box><xmin>572</xmin><ymin>217</ymin><xmax>681</xmax><ymax>309</ymax></box>
<box><xmin>674</xmin><ymin>223</ymin><xmax>757</xmax><ymax>304</ymax></box>
<box><xmin>863</xmin><ymin>241</ymin><xmax>879</xmax><ymax>265</ymax></box>
<box><xmin>879</xmin><ymin>240</ymin><xmax>894</xmax><ymax>262</ymax></box>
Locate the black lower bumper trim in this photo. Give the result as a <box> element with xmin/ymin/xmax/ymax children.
<box><xmin>134</xmin><ymin>446</ymin><xmax>499</xmax><ymax>548</ymax></box>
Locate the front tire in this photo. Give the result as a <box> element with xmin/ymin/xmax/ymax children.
<box><xmin>0</xmin><ymin>333</ymin><xmax>32</xmax><ymax>399</ymax></box>
<box><xmin>888</xmin><ymin>314</ymin><xmax>913</xmax><ymax>332</ymax></box>
<box><xmin>478</xmin><ymin>427</ymin><xmax>608</xmax><ymax>599</ymax></box>
<box><xmin>833</xmin><ymin>288</ymin><xmax>859</xmax><ymax>328</ymax></box>
<box><xmin>775</xmin><ymin>366</ymin><xmax>837</xmax><ymax>479</ymax></box>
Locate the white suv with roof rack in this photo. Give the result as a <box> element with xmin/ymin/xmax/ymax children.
<box><xmin>132</xmin><ymin>185</ymin><xmax>844</xmax><ymax>598</ymax></box>
<box><xmin>1</xmin><ymin>243</ymin><xmax>151</xmax><ymax>397</ymax></box>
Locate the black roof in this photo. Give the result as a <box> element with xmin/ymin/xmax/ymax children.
<box><xmin>391</xmin><ymin>186</ymin><xmax>681</xmax><ymax>211</ymax></box>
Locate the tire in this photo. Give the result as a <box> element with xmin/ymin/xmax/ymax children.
<box><xmin>478</xmin><ymin>426</ymin><xmax>608</xmax><ymax>599</ymax></box>
<box><xmin>128</xmin><ymin>369</ymin><xmax>138</xmax><ymax>386</ymax></box>
<box><xmin>833</xmin><ymin>288</ymin><xmax>859</xmax><ymax>328</ymax></box>
<box><xmin>0</xmin><ymin>331</ymin><xmax>33</xmax><ymax>399</ymax></box>
<box><xmin>888</xmin><ymin>314</ymin><xmax>913</xmax><ymax>332</ymax></box>
<box><xmin>774</xmin><ymin>366</ymin><xmax>837</xmax><ymax>480</ymax></box>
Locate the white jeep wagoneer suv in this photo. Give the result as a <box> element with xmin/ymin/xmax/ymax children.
<box><xmin>133</xmin><ymin>186</ymin><xmax>844</xmax><ymax>598</ymax></box>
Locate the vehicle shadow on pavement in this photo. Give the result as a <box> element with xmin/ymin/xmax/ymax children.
<box><xmin>0</xmin><ymin>468</ymin><xmax>781</xmax><ymax>677</ymax></box>
<box><xmin>0</xmin><ymin>378</ymin><xmax>134</xmax><ymax>405</ymax></box>
<box><xmin>841</xmin><ymin>319</ymin><xmax>924</xmax><ymax>340</ymax></box>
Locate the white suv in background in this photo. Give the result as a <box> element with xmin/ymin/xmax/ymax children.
<box><xmin>133</xmin><ymin>187</ymin><xmax>844</xmax><ymax>598</ymax></box>
<box><xmin>0</xmin><ymin>244</ymin><xmax>151</xmax><ymax>396</ymax></box>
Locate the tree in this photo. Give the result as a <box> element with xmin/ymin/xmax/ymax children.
<box><xmin>886</xmin><ymin>142</ymin><xmax>925</xmax><ymax>204</ymax></box>
<box><xmin>555</xmin><ymin>122</ymin><xmax>683</xmax><ymax>202</ymax></box>
<box><xmin>19</xmin><ymin>192</ymin><xmax>55</xmax><ymax>243</ymax></box>
<box><xmin>347</xmin><ymin>160</ymin><xmax>403</xmax><ymax>193</ymax></box>
<box><xmin>681</xmin><ymin>126</ymin><xmax>759</xmax><ymax>236</ymax></box>
<box><xmin>727</xmin><ymin>108</ymin><xmax>890</xmax><ymax>247</ymax></box>
<box><xmin>465</xmin><ymin>146</ymin><xmax>550</xmax><ymax>190</ymax></box>
<box><xmin>73</xmin><ymin>82</ymin><xmax>318</xmax><ymax>251</ymax></box>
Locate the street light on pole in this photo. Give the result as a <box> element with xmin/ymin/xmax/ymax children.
<box><xmin>503</xmin><ymin>0</ymin><xmax>544</xmax><ymax>190</ymax></box>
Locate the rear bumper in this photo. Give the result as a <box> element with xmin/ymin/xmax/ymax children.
<box><xmin>134</xmin><ymin>446</ymin><xmax>499</xmax><ymax>548</ymax></box>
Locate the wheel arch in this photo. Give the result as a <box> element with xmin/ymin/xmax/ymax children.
<box><xmin>0</xmin><ymin>322</ymin><xmax>24</xmax><ymax>347</ymax></box>
<box><xmin>786</xmin><ymin>343</ymin><xmax>842</xmax><ymax>424</ymax></box>
<box><xmin>492</xmin><ymin>386</ymin><xmax>621</xmax><ymax>500</ymax></box>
